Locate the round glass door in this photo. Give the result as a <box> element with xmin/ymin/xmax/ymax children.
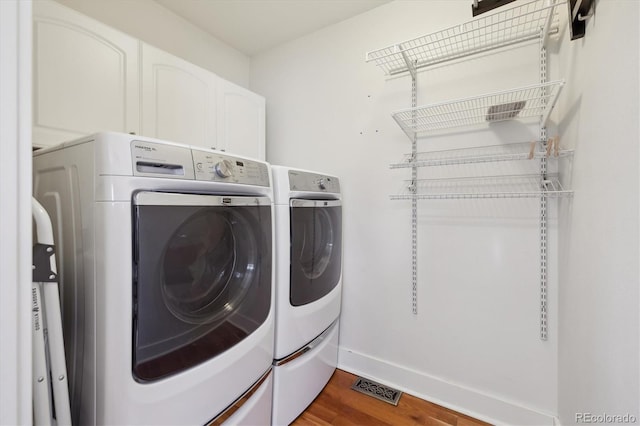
<box><xmin>132</xmin><ymin>192</ymin><xmax>272</xmax><ymax>382</ymax></box>
<box><xmin>289</xmin><ymin>200</ymin><xmax>342</xmax><ymax>306</ymax></box>
<box><xmin>298</xmin><ymin>208</ymin><xmax>334</xmax><ymax>280</ymax></box>
<box><xmin>162</xmin><ymin>209</ymin><xmax>258</xmax><ymax>324</ymax></box>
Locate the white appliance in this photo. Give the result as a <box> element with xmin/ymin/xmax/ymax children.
<box><xmin>271</xmin><ymin>166</ymin><xmax>342</xmax><ymax>425</ymax></box>
<box><xmin>32</xmin><ymin>132</ymin><xmax>275</xmax><ymax>425</ymax></box>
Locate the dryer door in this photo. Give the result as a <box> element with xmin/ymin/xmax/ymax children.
<box><xmin>132</xmin><ymin>192</ymin><xmax>272</xmax><ymax>382</ymax></box>
<box><xmin>289</xmin><ymin>199</ymin><xmax>342</xmax><ymax>306</ymax></box>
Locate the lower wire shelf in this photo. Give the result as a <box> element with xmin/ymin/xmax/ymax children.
<box><xmin>390</xmin><ymin>141</ymin><xmax>573</xmax><ymax>169</ymax></box>
<box><xmin>390</xmin><ymin>173</ymin><xmax>573</xmax><ymax>200</ymax></box>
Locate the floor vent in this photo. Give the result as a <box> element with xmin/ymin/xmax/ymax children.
<box><xmin>351</xmin><ymin>377</ymin><xmax>402</xmax><ymax>406</ymax></box>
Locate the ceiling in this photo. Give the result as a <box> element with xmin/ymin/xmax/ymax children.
<box><xmin>154</xmin><ymin>0</ymin><xmax>392</xmax><ymax>56</ymax></box>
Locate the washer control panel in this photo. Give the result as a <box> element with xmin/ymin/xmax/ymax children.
<box><xmin>288</xmin><ymin>170</ymin><xmax>340</xmax><ymax>193</ymax></box>
<box><xmin>131</xmin><ymin>141</ymin><xmax>195</xmax><ymax>179</ymax></box>
<box><xmin>192</xmin><ymin>149</ymin><xmax>270</xmax><ymax>186</ymax></box>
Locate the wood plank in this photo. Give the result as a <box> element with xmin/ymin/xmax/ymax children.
<box><xmin>292</xmin><ymin>369</ymin><xmax>492</xmax><ymax>426</ymax></box>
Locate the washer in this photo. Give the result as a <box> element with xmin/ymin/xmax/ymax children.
<box><xmin>32</xmin><ymin>132</ymin><xmax>275</xmax><ymax>425</ymax></box>
<box><xmin>271</xmin><ymin>166</ymin><xmax>342</xmax><ymax>425</ymax></box>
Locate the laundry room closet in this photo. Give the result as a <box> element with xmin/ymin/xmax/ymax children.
<box><xmin>1</xmin><ymin>1</ymin><xmax>638</xmax><ymax>425</ymax></box>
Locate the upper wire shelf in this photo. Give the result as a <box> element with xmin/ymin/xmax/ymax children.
<box><xmin>366</xmin><ymin>0</ymin><xmax>561</xmax><ymax>76</ymax></box>
<box><xmin>390</xmin><ymin>173</ymin><xmax>573</xmax><ymax>200</ymax></box>
<box><xmin>392</xmin><ymin>80</ymin><xmax>564</xmax><ymax>138</ymax></box>
<box><xmin>390</xmin><ymin>140</ymin><xmax>573</xmax><ymax>169</ymax></box>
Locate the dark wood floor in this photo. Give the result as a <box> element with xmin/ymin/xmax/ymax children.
<box><xmin>291</xmin><ymin>369</ymin><xmax>491</xmax><ymax>426</ymax></box>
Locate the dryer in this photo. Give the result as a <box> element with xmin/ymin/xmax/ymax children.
<box><xmin>271</xmin><ymin>166</ymin><xmax>342</xmax><ymax>425</ymax></box>
<box><xmin>33</xmin><ymin>132</ymin><xmax>274</xmax><ymax>425</ymax></box>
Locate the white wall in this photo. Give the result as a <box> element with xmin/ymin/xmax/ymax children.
<box><xmin>0</xmin><ymin>1</ymin><xmax>32</xmax><ymax>424</ymax></box>
<box><xmin>557</xmin><ymin>1</ymin><xmax>640</xmax><ymax>424</ymax></box>
<box><xmin>53</xmin><ymin>0</ymin><xmax>251</xmax><ymax>88</ymax></box>
<box><xmin>252</xmin><ymin>1</ymin><xmax>565</xmax><ymax>424</ymax></box>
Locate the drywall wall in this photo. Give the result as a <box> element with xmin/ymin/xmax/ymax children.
<box><xmin>252</xmin><ymin>1</ymin><xmax>565</xmax><ymax>424</ymax></box>
<box><xmin>0</xmin><ymin>1</ymin><xmax>32</xmax><ymax>423</ymax></box>
<box><xmin>556</xmin><ymin>1</ymin><xmax>640</xmax><ymax>424</ymax></box>
<box><xmin>53</xmin><ymin>0</ymin><xmax>251</xmax><ymax>88</ymax></box>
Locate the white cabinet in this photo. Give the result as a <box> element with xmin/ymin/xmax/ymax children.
<box><xmin>33</xmin><ymin>1</ymin><xmax>265</xmax><ymax>159</ymax></box>
<box><xmin>141</xmin><ymin>44</ymin><xmax>265</xmax><ymax>159</ymax></box>
<box><xmin>32</xmin><ymin>0</ymin><xmax>139</xmax><ymax>148</ymax></box>
<box><xmin>140</xmin><ymin>43</ymin><xmax>218</xmax><ymax>150</ymax></box>
<box><xmin>217</xmin><ymin>79</ymin><xmax>266</xmax><ymax>160</ymax></box>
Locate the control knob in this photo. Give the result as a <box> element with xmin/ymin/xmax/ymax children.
<box><xmin>318</xmin><ymin>178</ymin><xmax>327</xmax><ymax>190</ymax></box>
<box><xmin>214</xmin><ymin>159</ymin><xmax>234</xmax><ymax>178</ymax></box>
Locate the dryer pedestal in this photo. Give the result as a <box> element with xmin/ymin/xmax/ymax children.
<box><xmin>216</xmin><ymin>370</ymin><xmax>274</xmax><ymax>425</ymax></box>
<box><xmin>272</xmin><ymin>320</ymin><xmax>339</xmax><ymax>426</ymax></box>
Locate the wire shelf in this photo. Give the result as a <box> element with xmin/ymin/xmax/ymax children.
<box><xmin>391</xmin><ymin>80</ymin><xmax>564</xmax><ymax>138</ymax></box>
<box><xmin>390</xmin><ymin>173</ymin><xmax>573</xmax><ymax>200</ymax></box>
<box><xmin>366</xmin><ymin>0</ymin><xmax>560</xmax><ymax>76</ymax></box>
<box><xmin>390</xmin><ymin>141</ymin><xmax>573</xmax><ymax>169</ymax></box>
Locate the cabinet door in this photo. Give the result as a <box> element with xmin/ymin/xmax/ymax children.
<box><xmin>141</xmin><ymin>43</ymin><xmax>217</xmax><ymax>150</ymax></box>
<box><xmin>33</xmin><ymin>0</ymin><xmax>139</xmax><ymax>148</ymax></box>
<box><xmin>217</xmin><ymin>79</ymin><xmax>266</xmax><ymax>160</ymax></box>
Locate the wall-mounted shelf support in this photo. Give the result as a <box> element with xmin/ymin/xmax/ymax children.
<box><xmin>400</xmin><ymin>49</ymin><xmax>417</xmax><ymax>80</ymax></box>
<box><xmin>539</xmin><ymin>26</ymin><xmax>550</xmax><ymax>341</ymax></box>
<box><xmin>410</xmin><ymin>60</ymin><xmax>418</xmax><ymax>315</ymax></box>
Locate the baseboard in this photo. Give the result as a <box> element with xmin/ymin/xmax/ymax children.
<box><xmin>338</xmin><ymin>347</ymin><xmax>557</xmax><ymax>426</ymax></box>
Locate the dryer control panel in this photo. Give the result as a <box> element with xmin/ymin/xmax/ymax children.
<box><xmin>288</xmin><ymin>170</ymin><xmax>340</xmax><ymax>193</ymax></box>
<box><xmin>130</xmin><ymin>140</ymin><xmax>269</xmax><ymax>186</ymax></box>
<box><xmin>192</xmin><ymin>149</ymin><xmax>270</xmax><ymax>187</ymax></box>
<box><xmin>131</xmin><ymin>141</ymin><xmax>196</xmax><ymax>179</ymax></box>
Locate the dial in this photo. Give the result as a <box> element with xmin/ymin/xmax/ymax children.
<box><xmin>214</xmin><ymin>159</ymin><xmax>234</xmax><ymax>178</ymax></box>
<box><xmin>318</xmin><ymin>178</ymin><xmax>327</xmax><ymax>190</ymax></box>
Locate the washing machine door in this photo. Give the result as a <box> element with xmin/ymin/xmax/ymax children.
<box><xmin>289</xmin><ymin>199</ymin><xmax>342</xmax><ymax>306</ymax></box>
<box><xmin>132</xmin><ymin>191</ymin><xmax>272</xmax><ymax>382</ymax></box>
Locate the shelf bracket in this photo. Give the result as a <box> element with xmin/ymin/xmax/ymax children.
<box><xmin>399</xmin><ymin>47</ymin><xmax>417</xmax><ymax>80</ymax></box>
<box><xmin>540</xmin><ymin>0</ymin><xmax>556</xmax><ymax>49</ymax></box>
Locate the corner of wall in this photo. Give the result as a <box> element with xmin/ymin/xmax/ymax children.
<box><xmin>338</xmin><ymin>347</ymin><xmax>557</xmax><ymax>426</ymax></box>
<box><xmin>555</xmin><ymin>1</ymin><xmax>640</xmax><ymax>424</ymax></box>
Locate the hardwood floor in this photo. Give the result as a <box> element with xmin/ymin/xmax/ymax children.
<box><xmin>291</xmin><ymin>370</ymin><xmax>491</xmax><ymax>426</ymax></box>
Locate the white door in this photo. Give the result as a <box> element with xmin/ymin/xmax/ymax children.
<box><xmin>217</xmin><ymin>79</ymin><xmax>265</xmax><ymax>160</ymax></box>
<box><xmin>32</xmin><ymin>0</ymin><xmax>139</xmax><ymax>148</ymax></box>
<box><xmin>141</xmin><ymin>43</ymin><xmax>217</xmax><ymax>150</ymax></box>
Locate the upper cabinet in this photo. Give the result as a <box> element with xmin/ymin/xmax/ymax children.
<box><xmin>140</xmin><ymin>43</ymin><xmax>218</xmax><ymax>151</ymax></box>
<box><xmin>217</xmin><ymin>80</ymin><xmax>266</xmax><ymax>161</ymax></box>
<box><xmin>140</xmin><ymin>44</ymin><xmax>265</xmax><ymax>159</ymax></box>
<box><xmin>32</xmin><ymin>1</ymin><xmax>266</xmax><ymax>161</ymax></box>
<box><xmin>33</xmin><ymin>0</ymin><xmax>139</xmax><ymax>147</ymax></box>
